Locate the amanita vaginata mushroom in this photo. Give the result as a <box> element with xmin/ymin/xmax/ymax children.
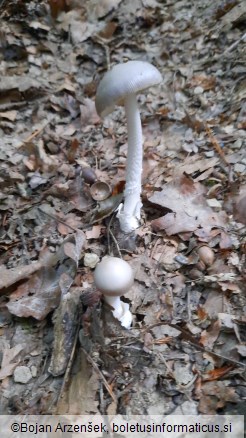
<box><xmin>95</xmin><ymin>61</ymin><xmax>162</xmax><ymax>233</ymax></box>
<box><xmin>94</xmin><ymin>256</ymin><xmax>134</xmax><ymax>329</ymax></box>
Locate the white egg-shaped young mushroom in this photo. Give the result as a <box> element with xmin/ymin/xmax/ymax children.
<box><xmin>94</xmin><ymin>256</ymin><xmax>134</xmax><ymax>329</ymax></box>
<box><xmin>95</xmin><ymin>61</ymin><xmax>162</xmax><ymax>233</ymax></box>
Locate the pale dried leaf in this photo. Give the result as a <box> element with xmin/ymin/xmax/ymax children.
<box><xmin>80</xmin><ymin>98</ymin><xmax>101</xmax><ymax>127</ymax></box>
<box><xmin>85</xmin><ymin>225</ymin><xmax>104</xmax><ymax>239</ymax></box>
<box><xmin>200</xmin><ymin>320</ymin><xmax>221</xmax><ymax>349</ymax></box>
<box><xmin>234</xmin><ymin>193</ymin><xmax>246</xmax><ymax>225</ymax></box>
<box><xmin>203</xmin><ymin>290</ymin><xmax>224</xmax><ymax>318</ymax></box>
<box><xmin>0</xmin><ymin>111</ymin><xmax>17</xmax><ymax>121</ymax></box>
<box><xmin>177</xmin><ymin>156</ymin><xmax>219</xmax><ymax>177</ymax></box>
<box><xmin>150</xmin><ymin>175</ymin><xmax>226</xmax><ymax>236</ymax></box>
<box><xmin>0</xmin><ymin>262</ymin><xmax>42</xmax><ymax>291</ymax></box>
<box><xmin>0</xmin><ymin>345</ymin><xmax>23</xmax><ymax>380</ymax></box>
<box><xmin>7</xmin><ymin>268</ymin><xmax>61</xmax><ymax>320</ymax></box>
<box><xmin>56</xmin><ymin>350</ymin><xmax>100</xmax><ymax>414</ymax></box>
<box><xmin>57</xmin><ymin>213</ymin><xmax>81</xmax><ymax>235</ymax></box>
<box><xmin>87</xmin><ymin>0</ymin><xmax>122</xmax><ymax>19</ymax></box>
<box><xmin>236</xmin><ymin>345</ymin><xmax>246</xmax><ymax>357</ymax></box>
<box><xmin>0</xmin><ymin>76</ymin><xmax>42</xmax><ymax>92</ymax></box>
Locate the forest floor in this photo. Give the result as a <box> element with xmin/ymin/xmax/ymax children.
<box><xmin>0</xmin><ymin>0</ymin><xmax>245</xmax><ymax>424</ymax></box>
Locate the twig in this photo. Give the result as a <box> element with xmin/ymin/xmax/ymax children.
<box><xmin>223</xmin><ymin>32</ymin><xmax>246</xmax><ymax>55</ymax></box>
<box><xmin>0</xmin><ymin>260</ymin><xmax>42</xmax><ymax>290</ymax></box>
<box><xmin>106</xmin><ymin>213</ymin><xmax>122</xmax><ymax>258</ymax></box>
<box><xmin>17</xmin><ymin>217</ymin><xmax>30</xmax><ymax>263</ymax></box>
<box><xmin>142</xmin><ymin>322</ymin><xmax>245</xmax><ymax>367</ymax></box>
<box><xmin>93</xmin><ymin>36</ymin><xmax>111</xmax><ymax>71</ymax></box>
<box><xmin>169</xmin><ymin>323</ymin><xmax>246</xmax><ymax>368</ymax></box>
<box><xmin>37</xmin><ymin>207</ymin><xmax>78</xmax><ymax>232</ymax></box>
<box><xmin>205</xmin><ymin>124</ymin><xmax>230</xmax><ymax>168</ymax></box>
<box><xmin>19</xmin><ymin>120</ymin><xmax>51</xmax><ymax>146</ymax></box>
<box><xmin>81</xmin><ymin>347</ymin><xmax>117</xmax><ymax>403</ymax></box>
<box><xmin>187</xmin><ymin>288</ymin><xmax>192</xmax><ymax>323</ymax></box>
<box><xmin>157</xmin><ymin>352</ymin><xmax>196</xmax><ymax>402</ymax></box>
<box><xmin>108</xmin><ymin>229</ymin><xmax>122</xmax><ymax>258</ymax></box>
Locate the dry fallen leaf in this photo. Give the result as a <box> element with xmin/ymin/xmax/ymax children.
<box><xmin>80</xmin><ymin>98</ymin><xmax>101</xmax><ymax>127</ymax></box>
<box><xmin>0</xmin><ymin>110</ymin><xmax>17</xmax><ymax>121</ymax></box>
<box><xmin>49</xmin><ymin>285</ymin><xmax>81</xmax><ymax>376</ymax></box>
<box><xmin>55</xmin><ymin>349</ymin><xmax>100</xmax><ymax>414</ymax></box>
<box><xmin>199</xmin><ymin>319</ymin><xmax>221</xmax><ymax>349</ymax></box>
<box><xmin>57</xmin><ymin>212</ymin><xmax>81</xmax><ymax>235</ymax></box>
<box><xmin>6</xmin><ymin>267</ymin><xmax>61</xmax><ymax>320</ymax></box>
<box><xmin>234</xmin><ymin>194</ymin><xmax>246</xmax><ymax>224</ymax></box>
<box><xmin>0</xmin><ymin>345</ymin><xmax>23</xmax><ymax>380</ymax></box>
<box><xmin>202</xmin><ymin>365</ymin><xmax>234</xmax><ymax>381</ymax></box>
<box><xmin>0</xmin><ymin>262</ymin><xmax>42</xmax><ymax>291</ymax></box>
<box><xmin>87</xmin><ymin>0</ymin><xmax>122</xmax><ymax>19</ymax></box>
<box><xmin>198</xmin><ymin>381</ymin><xmax>240</xmax><ymax>414</ymax></box>
<box><xmin>85</xmin><ymin>225</ymin><xmax>105</xmax><ymax>239</ymax></box>
<box><xmin>62</xmin><ymin>230</ymin><xmax>85</xmax><ymax>266</ymax></box>
<box><xmin>150</xmin><ymin>175</ymin><xmax>227</xmax><ymax>236</ymax></box>
<box><xmin>48</xmin><ymin>0</ymin><xmax>70</xmax><ymax>18</ymax></box>
<box><xmin>0</xmin><ymin>76</ymin><xmax>42</xmax><ymax>93</ymax></box>
<box><xmin>236</xmin><ymin>345</ymin><xmax>246</xmax><ymax>357</ymax></box>
<box><xmin>6</xmin><ymin>231</ymin><xmax>85</xmax><ymax>319</ymax></box>
<box><xmin>189</xmin><ymin>74</ymin><xmax>216</xmax><ymax>91</ymax></box>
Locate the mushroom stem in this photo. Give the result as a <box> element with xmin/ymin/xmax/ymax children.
<box><xmin>104</xmin><ymin>295</ymin><xmax>132</xmax><ymax>329</ymax></box>
<box><xmin>117</xmin><ymin>94</ymin><xmax>143</xmax><ymax>233</ymax></box>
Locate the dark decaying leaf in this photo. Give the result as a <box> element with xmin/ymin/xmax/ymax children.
<box><xmin>48</xmin><ymin>280</ymin><xmax>81</xmax><ymax>376</ymax></box>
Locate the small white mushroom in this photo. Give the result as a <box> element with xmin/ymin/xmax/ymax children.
<box><xmin>94</xmin><ymin>256</ymin><xmax>134</xmax><ymax>329</ymax></box>
<box><xmin>95</xmin><ymin>61</ymin><xmax>162</xmax><ymax>233</ymax></box>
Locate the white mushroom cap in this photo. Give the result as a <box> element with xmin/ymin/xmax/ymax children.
<box><xmin>94</xmin><ymin>256</ymin><xmax>134</xmax><ymax>297</ymax></box>
<box><xmin>95</xmin><ymin>60</ymin><xmax>162</xmax><ymax>117</ymax></box>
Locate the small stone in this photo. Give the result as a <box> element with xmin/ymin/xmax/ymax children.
<box><xmin>184</xmin><ymin>128</ymin><xmax>194</xmax><ymax>142</ymax></box>
<box><xmin>223</xmin><ymin>125</ymin><xmax>234</xmax><ymax>134</ymax></box>
<box><xmin>194</xmin><ymin>86</ymin><xmax>204</xmax><ymax>95</ymax></box>
<box><xmin>207</xmin><ymin>198</ymin><xmax>222</xmax><ymax>209</ymax></box>
<box><xmin>172</xmin><ymin>400</ymin><xmax>198</xmax><ymax>415</ymax></box>
<box><xmin>46</xmin><ymin>142</ymin><xmax>59</xmax><ymax>154</ymax></box>
<box><xmin>234</xmin><ymin>163</ymin><xmax>245</xmax><ymax>173</ymax></box>
<box><xmin>215</xmin><ymin>69</ymin><xmax>223</xmax><ymax>77</ymax></box>
<box><xmin>175</xmin><ymin>91</ymin><xmax>188</xmax><ymax>103</ymax></box>
<box><xmin>84</xmin><ymin>252</ymin><xmax>99</xmax><ymax>268</ymax></box>
<box><xmin>182</xmin><ymin>142</ymin><xmax>198</xmax><ymax>153</ymax></box>
<box><xmin>232</xmin><ymin>139</ymin><xmax>242</xmax><ymax>149</ymax></box>
<box><xmin>237</xmin><ymin>345</ymin><xmax>246</xmax><ymax>357</ymax></box>
<box><xmin>30</xmin><ymin>365</ymin><xmax>37</xmax><ymax>377</ymax></box>
<box><xmin>205</xmin><ymin>150</ymin><xmax>215</xmax><ymax>157</ymax></box>
<box><xmin>30</xmin><ymin>349</ymin><xmax>42</xmax><ymax>356</ymax></box>
<box><xmin>173</xmin><ymin>362</ymin><xmax>193</xmax><ymax>385</ymax></box>
<box><xmin>14</xmin><ymin>366</ymin><xmax>32</xmax><ymax>384</ymax></box>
